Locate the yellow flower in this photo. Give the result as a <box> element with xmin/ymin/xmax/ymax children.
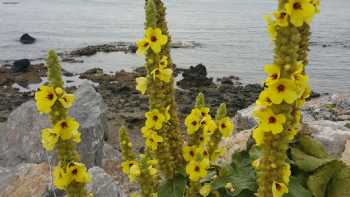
<box><xmin>264</xmin><ymin>15</ymin><xmax>277</xmax><ymax>40</ymax></box>
<box><xmin>53</xmin><ymin>165</ymin><xmax>71</xmax><ymax>190</ymax></box>
<box><xmin>68</xmin><ymin>162</ymin><xmax>91</xmax><ymax>184</ymax></box>
<box><xmin>199</xmin><ymin>184</ymin><xmax>212</xmax><ymax>197</ymax></box>
<box><xmin>202</xmin><ymin>116</ymin><xmax>217</xmax><ymax>136</ymax></box>
<box><xmin>53</xmin><ymin>117</ymin><xmax>80</xmax><ymax>140</ymax></box>
<box><xmin>252</xmin><ymin>159</ymin><xmax>261</xmax><ymax>169</ymax></box>
<box><xmin>41</xmin><ymin>128</ymin><xmax>59</xmax><ymax>151</ymax></box>
<box><xmin>195</xmin><ymin>146</ymin><xmax>210</xmax><ymax>162</ymax></box>
<box><xmin>199</xmin><ymin>107</ymin><xmax>210</xmax><ymax>117</ymax></box>
<box><xmin>272</xmin><ymin>181</ymin><xmax>288</xmax><ymax>197</ymax></box>
<box><xmin>287</xmin><ymin>127</ymin><xmax>299</xmax><ymax>141</ymax></box>
<box><xmin>151</xmin><ymin>67</ymin><xmax>173</xmax><ymax>83</ymax></box>
<box><xmin>141</xmin><ymin>126</ymin><xmax>153</xmax><ymax>137</ymax></box>
<box><xmin>256</xmin><ymin>90</ymin><xmax>273</xmax><ymax>107</ymax></box>
<box><xmin>285</xmin><ymin>0</ymin><xmax>315</xmax><ymax>27</ymax></box>
<box><xmin>136</xmin><ymin>77</ymin><xmax>147</xmax><ymax>95</ymax></box>
<box><xmin>122</xmin><ymin>160</ymin><xmax>141</xmax><ymax>182</ymax></box>
<box><xmin>264</xmin><ymin>64</ymin><xmax>281</xmax><ymax>85</ymax></box>
<box><xmin>59</xmin><ymin>94</ymin><xmax>75</xmax><ymax>109</ymax></box>
<box><xmin>185</xmin><ymin>109</ymin><xmax>202</xmax><ymax>134</ymax></box>
<box><xmin>210</xmin><ymin>147</ymin><xmax>224</xmax><ymax>161</ymax></box>
<box><xmin>72</xmin><ymin>130</ymin><xmax>81</xmax><ymax>143</ymax></box>
<box><xmin>282</xmin><ymin>164</ymin><xmax>291</xmax><ymax>184</ymax></box>
<box><xmin>145</xmin><ymin>131</ymin><xmax>164</xmax><ymax>151</ymax></box>
<box><xmin>310</xmin><ymin>0</ymin><xmax>320</xmax><ymax>13</ymax></box>
<box><xmin>258</xmin><ymin>108</ymin><xmax>286</xmax><ymax>135</ymax></box>
<box><xmin>273</xmin><ymin>10</ymin><xmax>289</xmax><ymax>27</ymax></box>
<box><xmin>252</xmin><ymin>127</ymin><xmax>265</xmax><ymax>146</ymax></box>
<box><xmin>145</xmin><ymin>28</ymin><xmax>168</xmax><ymax>54</ymax></box>
<box><xmin>217</xmin><ymin>117</ymin><xmax>234</xmax><ymax>137</ymax></box>
<box><xmin>159</xmin><ymin>56</ymin><xmax>168</xmax><ymax>69</ymax></box>
<box><xmin>182</xmin><ymin>145</ymin><xmax>196</xmax><ymax>161</ymax></box>
<box><xmin>145</xmin><ymin>109</ymin><xmax>166</xmax><ymax>130</ymax></box>
<box><xmin>186</xmin><ymin>159</ymin><xmax>209</xmax><ymax>181</ymax></box>
<box><xmin>164</xmin><ymin>105</ymin><xmax>171</xmax><ymax>121</ymax></box>
<box><xmin>267</xmin><ymin>79</ymin><xmax>298</xmax><ymax>104</ymax></box>
<box><xmin>292</xmin><ymin>62</ymin><xmax>309</xmax><ymax>96</ymax></box>
<box><xmin>136</xmin><ymin>39</ymin><xmax>150</xmax><ymax>55</ymax></box>
<box><xmin>34</xmin><ymin>85</ymin><xmax>57</xmax><ymax>113</ymax></box>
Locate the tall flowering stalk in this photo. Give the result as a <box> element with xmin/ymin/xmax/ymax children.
<box><xmin>35</xmin><ymin>50</ymin><xmax>91</xmax><ymax>197</ymax></box>
<box><xmin>253</xmin><ymin>0</ymin><xmax>319</xmax><ymax>197</ymax></box>
<box><xmin>135</xmin><ymin>0</ymin><xmax>184</xmax><ymax>178</ymax></box>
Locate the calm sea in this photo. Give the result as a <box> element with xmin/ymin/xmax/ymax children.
<box><xmin>0</xmin><ymin>0</ymin><xmax>349</xmax><ymax>93</ymax></box>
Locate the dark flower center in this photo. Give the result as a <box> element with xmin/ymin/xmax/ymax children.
<box><xmin>61</xmin><ymin>122</ymin><xmax>68</xmax><ymax>129</ymax></box>
<box><xmin>276</xmin><ymin>183</ymin><xmax>282</xmax><ymax>191</ymax></box>
<box><xmin>277</xmin><ymin>84</ymin><xmax>285</xmax><ymax>92</ymax></box>
<box><xmin>144</xmin><ymin>42</ymin><xmax>149</xmax><ymax>47</ymax></box>
<box><xmin>190</xmin><ymin>150</ymin><xmax>195</xmax><ymax>156</ymax></box>
<box><xmin>271</xmin><ymin>73</ymin><xmax>278</xmax><ymax>80</ymax></box>
<box><xmin>153</xmin><ymin>115</ymin><xmax>158</xmax><ymax>121</ymax></box>
<box><xmin>280</xmin><ymin>12</ymin><xmax>287</xmax><ymax>18</ymax></box>
<box><xmin>195</xmin><ymin>166</ymin><xmax>200</xmax><ymax>172</ymax></box>
<box><xmin>269</xmin><ymin>116</ymin><xmax>277</xmax><ymax>124</ymax></box>
<box><xmin>72</xmin><ymin>169</ymin><xmax>78</xmax><ymax>175</ymax></box>
<box><xmin>47</xmin><ymin>93</ymin><xmax>54</xmax><ymax>100</ymax></box>
<box><xmin>151</xmin><ymin>36</ymin><xmax>157</xmax><ymax>42</ymax></box>
<box><xmin>192</xmin><ymin>121</ymin><xmax>198</xmax><ymax>126</ymax></box>
<box><xmin>221</xmin><ymin>123</ymin><xmax>226</xmax><ymax>129</ymax></box>
<box><xmin>293</xmin><ymin>2</ymin><xmax>302</xmax><ymax>10</ymax></box>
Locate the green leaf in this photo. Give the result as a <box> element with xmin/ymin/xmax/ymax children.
<box><xmin>307</xmin><ymin>160</ymin><xmax>341</xmax><ymax>197</ymax></box>
<box><xmin>297</xmin><ymin>135</ymin><xmax>329</xmax><ymax>159</ymax></box>
<box><xmin>326</xmin><ymin>162</ymin><xmax>350</xmax><ymax>197</ymax></box>
<box><xmin>212</xmin><ymin>151</ymin><xmax>257</xmax><ymax>196</ymax></box>
<box><xmin>284</xmin><ymin>176</ymin><xmax>312</xmax><ymax>197</ymax></box>
<box><xmin>158</xmin><ymin>174</ymin><xmax>187</xmax><ymax>197</ymax></box>
<box><xmin>290</xmin><ymin>148</ymin><xmax>334</xmax><ymax>172</ymax></box>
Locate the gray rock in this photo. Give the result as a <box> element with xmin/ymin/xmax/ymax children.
<box><xmin>233</xmin><ymin>104</ymin><xmax>256</xmax><ymax>132</ymax></box>
<box><xmin>307</xmin><ymin>120</ymin><xmax>350</xmax><ymax>156</ymax></box>
<box><xmin>87</xmin><ymin>167</ymin><xmax>126</xmax><ymax>197</ymax></box>
<box><xmin>0</xmin><ymin>83</ymin><xmax>107</xmax><ymax>168</ymax></box>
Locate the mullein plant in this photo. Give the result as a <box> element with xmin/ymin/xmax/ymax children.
<box><xmin>120</xmin><ymin>0</ymin><xmax>235</xmax><ymax>196</ymax></box>
<box><xmin>35</xmin><ymin>50</ymin><xmax>92</xmax><ymax>197</ymax></box>
<box><xmin>254</xmin><ymin>0</ymin><xmax>319</xmax><ymax>197</ymax></box>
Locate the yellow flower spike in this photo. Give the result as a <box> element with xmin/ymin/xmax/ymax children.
<box><xmin>145</xmin><ymin>131</ymin><xmax>164</xmax><ymax>151</ymax></box>
<box><xmin>145</xmin><ymin>27</ymin><xmax>168</xmax><ymax>54</ymax></box>
<box><xmin>263</xmin><ymin>15</ymin><xmax>277</xmax><ymax>41</ymax></box>
<box><xmin>59</xmin><ymin>93</ymin><xmax>75</xmax><ymax>109</ymax></box>
<box><xmin>199</xmin><ymin>184</ymin><xmax>212</xmax><ymax>197</ymax></box>
<box><xmin>285</xmin><ymin>0</ymin><xmax>316</xmax><ymax>27</ymax></box>
<box><xmin>282</xmin><ymin>164</ymin><xmax>291</xmax><ymax>184</ymax></box>
<box><xmin>256</xmin><ymin>90</ymin><xmax>273</xmax><ymax>107</ymax></box>
<box><xmin>72</xmin><ymin>130</ymin><xmax>81</xmax><ymax>143</ymax></box>
<box><xmin>202</xmin><ymin>116</ymin><xmax>217</xmax><ymax>136</ymax></box>
<box><xmin>53</xmin><ymin>117</ymin><xmax>80</xmax><ymax>140</ymax></box>
<box><xmin>159</xmin><ymin>56</ymin><xmax>168</xmax><ymax>69</ymax></box>
<box><xmin>151</xmin><ymin>67</ymin><xmax>173</xmax><ymax>83</ymax></box>
<box><xmin>136</xmin><ymin>77</ymin><xmax>148</xmax><ymax>95</ymax></box>
<box><xmin>272</xmin><ymin>181</ymin><xmax>288</xmax><ymax>197</ymax></box>
<box><xmin>259</xmin><ymin>108</ymin><xmax>286</xmax><ymax>135</ymax></box>
<box><xmin>264</xmin><ymin>64</ymin><xmax>281</xmax><ymax>85</ymax></box>
<box><xmin>185</xmin><ymin>109</ymin><xmax>202</xmax><ymax>134</ymax></box>
<box><xmin>68</xmin><ymin>162</ymin><xmax>91</xmax><ymax>184</ymax></box>
<box><xmin>182</xmin><ymin>145</ymin><xmax>196</xmax><ymax>162</ymax></box>
<box><xmin>41</xmin><ymin>128</ymin><xmax>59</xmax><ymax>151</ymax></box>
<box><xmin>267</xmin><ymin>79</ymin><xmax>299</xmax><ymax>104</ymax></box>
<box><xmin>145</xmin><ymin>109</ymin><xmax>166</xmax><ymax>130</ymax></box>
<box><xmin>252</xmin><ymin>127</ymin><xmax>266</xmax><ymax>146</ymax></box>
<box><xmin>186</xmin><ymin>159</ymin><xmax>209</xmax><ymax>181</ymax></box>
<box><xmin>53</xmin><ymin>165</ymin><xmax>71</xmax><ymax>190</ymax></box>
<box><xmin>273</xmin><ymin>10</ymin><xmax>289</xmax><ymax>27</ymax></box>
<box><xmin>34</xmin><ymin>85</ymin><xmax>57</xmax><ymax>113</ymax></box>
<box><xmin>217</xmin><ymin>117</ymin><xmax>234</xmax><ymax>137</ymax></box>
<box><xmin>136</xmin><ymin>39</ymin><xmax>151</xmax><ymax>55</ymax></box>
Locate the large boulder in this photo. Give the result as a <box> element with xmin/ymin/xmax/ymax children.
<box><xmin>0</xmin><ymin>83</ymin><xmax>107</xmax><ymax>168</ymax></box>
<box><xmin>177</xmin><ymin>64</ymin><xmax>214</xmax><ymax>89</ymax></box>
<box><xmin>87</xmin><ymin>167</ymin><xmax>126</xmax><ymax>197</ymax></box>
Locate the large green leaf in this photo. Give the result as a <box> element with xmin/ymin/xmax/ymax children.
<box><xmin>284</xmin><ymin>176</ymin><xmax>312</xmax><ymax>197</ymax></box>
<box><xmin>307</xmin><ymin>160</ymin><xmax>340</xmax><ymax>197</ymax></box>
<box><xmin>212</xmin><ymin>151</ymin><xmax>257</xmax><ymax>196</ymax></box>
<box><xmin>290</xmin><ymin>148</ymin><xmax>334</xmax><ymax>172</ymax></box>
<box><xmin>297</xmin><ymin>135</ymin><xmax>329</xmax><ymax>159</ymax></box>
<box><xmin>158</xmin><ymin>174</ymin><xmax>187</xmax><ymax>197</ymax></box>
<box><xmin>326</xmin><ymin>162</ymin><xmax>350</xmax><ymax>197</ymax></box>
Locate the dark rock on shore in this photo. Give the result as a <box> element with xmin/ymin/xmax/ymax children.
<box><xmin>20</xmin><ymin>33</ymin><xmax>36</xmax><ymax>44</ymax></box>
<box><xmin>177</xmin><ymin>64</ymin><xmax>215</xmax><ymax>89</ymax></box>
<box><xmin>12</xmin><ymin>59</ymin><xmax>30</xmax><ymax>72</ymax></box>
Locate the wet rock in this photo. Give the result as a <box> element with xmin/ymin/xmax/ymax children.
<box><xmin>87</xmin><ymin>167</ymin><xmax>126</xmax><ymax>197</ymax></box>
<box><xmin>177</xmin><ymin>64</ymin><xmax>214</xmax><ymax>89</ymax></box>
<box><xmin>20</xmin><ymin>33</ymin><xmax>36</xmax><ymax>44</ymax></box>
<box><xmin>0</xmin><ymin>83</ymin><xmax>107</xmax><ymax>168</ymax></box>
<box><xmin>0</xmin><ymin>163</ymin><xmax>50</xmax><ymax>197</ymax></box>
<box><xmin>12</xmin><ymin>59</ymin><xmax>30</xmax><ymax>73</ymax></box>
